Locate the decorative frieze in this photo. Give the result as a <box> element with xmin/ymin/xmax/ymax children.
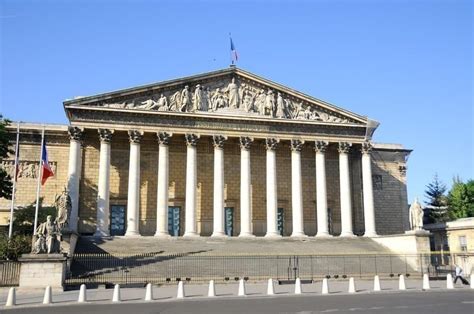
<box><xmin>212</xmin><ymin>135</ymin><xmax>227</xmax><ymax>148</ymax></box>
<box><xmin>265</xmin><ymin>138</ymin><xmax>279</xmax><ymax>150</ymax></box>
<box><xmin>157</xmin><ymin>132</ymin><xmax>172</xmax><ymax>145</ymax></box>
<box><xmin>67</xmin><ymin>126</ymin><xmax>83</xmax><ymax>141</ymax></box>
<box><xmin>185</xmin><ymin>133</ymin><xmax>200</xmax><ymax>147</ymax></box>
<box><xmin>1</xmin><ymin>160</ymin><xmax>57</xmax><ymax>179</ymax></box>
<box><xmin>290</xmin><ymin>139</ymin><xmax>304</xmax><ymax>152</ymax></box>
<box><xmin>98</xmin><ymin>129</ymin><xmax>113</xmax><ymax>143</ymax></box>
<box><xmin>314</xmin><ymin>140</ymin><xmax>329</xmax><ymax>153</ymax></box>
<box><xmin>338</xmin><ymin>142</ymin><xmax>352</xmax><ymax>154</ymax></box>
<box><xmin>239</xmin><ymin>136</ymin><xmax>253</xmax><ymax>150</ymax></box>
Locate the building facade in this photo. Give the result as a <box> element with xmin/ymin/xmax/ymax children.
<box><xmin>1</xmin><ymin>67</ymin><xmax>411</xmax><ymax>237</ymax></box>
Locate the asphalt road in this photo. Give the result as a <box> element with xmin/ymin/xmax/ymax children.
<box><xmin>3</xmin><ymin>290</ymin><xmax>474</xmax><ymax>314</ymax></box>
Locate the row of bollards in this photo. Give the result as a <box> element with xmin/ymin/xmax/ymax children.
<box><xmin>5</xmin><ymin>273</ymin><xmax>474</xmax><ymax>306</ymax></box>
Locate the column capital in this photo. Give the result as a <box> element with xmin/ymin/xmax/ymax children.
<box><xmin>185</xmin><ymin>133</ymin><xmax>200</xmax><ymax>146</ymax></box>
<box><xmin>157</xmin><ymin>132</ymin><xmax>172</xmax><ymax>145</ymax></box>
<box><xmin>290</xmin><ymin>139</ymin><xmax>304</xmax><ymax>152</ymax></box>
<box><xmin>361</xmin><ymin>141</ymin><xmax>373</xmax><ymax>154</ymax></box>
<box><xmin>265</xmin><ymin>138</ymin><xmax>279</xmax><ymax>150</ymax></box>
<box><xmin>212</xmin><ymin>135</ymin><xmax>227</xmax><ymax>148</ymax></box>
<box><xmin>338</xmin><ymin>142</ymin><xmax>352</xmax><ymax>154</ymax></box>
<box><xmin>68</xmin><ymin>126</ymin><xmax>84</xmax><ymax>141</ymax></box>
<box><xmin>128</xmin><ymin>130</ymin><xmax>144</xmax><ymax>143</ymax></box>
<box><xmin>239</xmin><ymin>136</ymin><xmax>253</xmax><ymax>150</ymax></box>
<box><xmin>98</xmin><ymin>129</ymin><xmax>114</xmax><ymax>143</ymax></box>
<box><xmin>314</xmin><ymin>140</ymin><xmax>329</xmax><ymax>153</ymax></box>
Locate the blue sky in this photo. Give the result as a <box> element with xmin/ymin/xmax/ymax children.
<box><xmin>1</xmin><ymin>0</ymin><xmax>472</xmax><ymax>202</ymax></box>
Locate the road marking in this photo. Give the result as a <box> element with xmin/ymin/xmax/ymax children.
<box><xmin>462</xmin><ymin>301</ymin><xmax>474</xmax><ymax>304</ymax></box>
<box><xmin>320</xmin><ymin>309</ymin><xmax>340</xmax><ymax>313</ymax></box>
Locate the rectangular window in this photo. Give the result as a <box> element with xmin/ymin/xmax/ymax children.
<box><xmin>459</xmin><ymin>235</ymin><xmax>467</xmax><ymax>251</ymax></box>
<box><xmin>373</xmin><ymin>175</ymin><xmax>383</xmax><ymax>190</ymax></box>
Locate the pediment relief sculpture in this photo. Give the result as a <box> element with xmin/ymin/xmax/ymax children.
<box><xmin>96</xmin><ymin>76</ymin><xmax>355</xmax><ymax>124</ymax></box>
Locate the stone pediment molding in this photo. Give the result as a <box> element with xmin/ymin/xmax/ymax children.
<box><xmin>64</xmin><ymin>67</ymin><xmax>373</xmax><ymax>129</ymax></box>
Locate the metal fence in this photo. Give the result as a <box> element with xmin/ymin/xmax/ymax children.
<box><xmin>0</xmin><ymin>261</ymin><xmax>21</xmax><ymax>286</ymax></box>
<box><xmin>65</xmin><ymin>253</ymin><xmax>444</xmax><ymax>286</ymax></box>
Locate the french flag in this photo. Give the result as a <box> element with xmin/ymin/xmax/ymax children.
<box><xmin>41</xmin><ymin>139</ymin><xmax>54</xmax><ymax>185</ymax></box>
<box><xmin>230</xmin><ymin>37</ymin><xmax>238</xmax><ymax>64</ymax></box>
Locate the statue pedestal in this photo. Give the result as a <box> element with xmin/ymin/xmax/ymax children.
<box><xmin>60</xmin><ymin>230</ymin><xmax>79</xmax><ymax>257</ymax></box>
<box><xmin>18</xmin><ymin>254</ymin><xmax>67</xmax><ymax>289</ymax></box>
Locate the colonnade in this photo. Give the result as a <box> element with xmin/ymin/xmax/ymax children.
<box><xmin>66</xmin><ymin>128</ymin><xmax>377</xmax><ymax>238</ymax></box>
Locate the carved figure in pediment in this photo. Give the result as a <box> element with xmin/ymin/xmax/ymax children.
<box><xmin>202</xmin><ymin>87</ymin><xmax>210</xmax><ymax>112</ymax></box>
<box><xmin>254</xmin><ymin>89</ymin><xmax>266</xmax><ymax>115</ymax></box>
<box><xmin>225</xmin><ymin>77</ymin><xmax>239</xmax><ymax>109</ymax></box>
<box><xmin>242</xmin><ymin>90</ymin><xmax>255</xmax><ymax>113</ymax></box>
<box><xmin>293</xmin><ymin>102</ymin><xmax>306</xmax><ymax>120</ymax></box>
<box><xmin>157</xmin><ymin>94</ymin><xmax>169</xmax><ymax>111</ymax></box>
<box><xmin>193</xmin><ymin>84</ymin><xmax>203</xmax><ymax>111</ymax></box>
<box><xmin>238</xmin><ymin>83</ymin><xmax>247</xmax><ymax>109</ymax></box>
<box><xmin>180</xmin><ymin>85</ymin><xmax>191</xmax><ymax>112</ymax></box>
<box><xmin>311</xmin><ymin>110</ymin><xmax>322</xmax><ymax>121</ymax></box>
<box><xmin>211</xmin><ymin>88</ymin><xmax>227</xmax><ymax>111</ymax></box>
<box><xmin>276</xmin><ymin>92</ymin><xmax>286</xmax><ymax>118</ymax></box>
<box><xmin>304</xmin><ymin>106</ymin><xmax>312</xmax><ymax>120</ymax></box>
<box><xmin>264</xmin><ymin>90</ymin><xmax>275</xmax><ymax>117</ymax></box>
<box><xmin>136</xmin><ymin>98</ymin><xmax>157</xmax><ymax>110</ymax></box>
<box><xmin>284</xmin><ymin>99</ymin><xmax>293</xmax><ymax>118</ymax></box>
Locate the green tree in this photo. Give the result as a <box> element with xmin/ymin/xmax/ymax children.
<box><xmin>424</xmin><ymin>174</ymin><xmax>448</xmax><ymax>223</ymax></box>
<box><xmin>447</xmin><ymin>179</ymin><xmax>474</xmax><ymax>219</ymax></box>
<box><xmin>10</xmin><ymin>199</ymin><xmax>56</xmax><ymax>236</ymax></box>
<box><xmin>0</xmin><ymin>115</ymin><xmax>13</xmax><ymax>199</ymax></box>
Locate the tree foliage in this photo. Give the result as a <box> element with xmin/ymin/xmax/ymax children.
<box><xmin>0</xmin><ymin>234</ymin><xmax>31</xmax><ymax>261</ymax></box>
<box><xmin>10</xmin><ymin>199</ymin><xmax>56</xmax><ymax>236</ymax></box>
<box><xmin>0</xmin><ymin>115</ymin><xmax>13</xmax><ymax>199</ymax></box>
<box><xmin>447</xmin><ymin>179</ymin><xmax>474</xmax><ymax>219</ymax></box>
<box><xmin>424</xmin><ymin>174</ymin><xmax>448</xmax><ymax>223</ymax></box>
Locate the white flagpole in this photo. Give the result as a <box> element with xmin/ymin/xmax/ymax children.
<box><xmin>33</xmin><ymin>126</ymin><xmax>45</xmax><ymax>235</ymax></box>
<box><xmin>8</xmin><ymin>122</ymin><xmax>20</xmax><ymax>238</ymax></box>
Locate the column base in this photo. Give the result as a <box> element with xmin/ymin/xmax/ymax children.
<box><xmin>124</xmin><ymin>231</ymin><xmax>142</xmax><ymax>237</ymax></box>
<box><xmin>154</xmin><ymin>232</ymin><xmax>171</xmax><ymax>238</ymax></box>
<box><xmin>363</xmin><ymin>232</ymin><xmax>378</xmax><ymax>237</ymax></box>
<box><xmin>315</xmin><ymin>232</ymin><xmax>333</xmax><ymax>238</ymax></box>
<box><xmin>238</xmin><ymin>232</ymin><xmax>255</xmax><ymax>238</ymax></box>
<box><xmin>210</xmin><ymin>232</ymin><xmax>227</xmax><ymax>238</ymax></box>
<box><xmin>290</xmin><ymin>232</ymin><xmax>308</xmax><ymax>238</ymax></box>
<box><xmin>93</xmin><ymin>229</ymin><xmax>110</xmax><ymax>237</ymax></box>
<box><xmin>183</xmin><ymin>232</ymin><xmax>200</xmax><ymax>238</ymax></box>
<box><xmin>264</xmin><ymin>232</ymin><xmax>282</xmax><ymax>238</ymax></box>
<box><xmin>339</xmin><ymin>232</ymin><xmax>356</xmax><ymax>238</ymax></box>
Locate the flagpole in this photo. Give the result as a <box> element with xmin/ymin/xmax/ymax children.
<box><xmin>33</xmin><ymin>126</ymin><xmax>45</xmax><ymax>235</ymax></box>
<box><xmin>8</xmin><ymin>122</ymin><xmax>20</xmax><ymax>238</ymax></box>
<box><xmin>229</xmin><ymin>33</ymin><xmax>233</xmax><ymax>65</ymax></box>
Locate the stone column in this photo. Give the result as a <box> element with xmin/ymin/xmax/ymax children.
<box><xmin>125</xmin><ymin>130</ymin><xmax>143</xmax><ymax>237</ymax></box>
<box><xmin>184</xmin><ymin>133</ymin><xmax>200</xmax><ymax>237</ymax></box>
<box><xmin>211</xmin><ymin>135</ymin><xmax>227</xmax><ymax>237</ymax></box>
<box><xmin>361</xmin><ymin>142</ymin><xmax>377</xmax><ymax>237</ymax></box>
<box><xmin>67</xmin><ymin>126</ymin><xmax>83</xmax><ymax>233</ymax></box>
<box><xmin>154</xmin><ymin>132</ymin><xmax>172</xmax><ymax>237</ymax></box>
<box><xmin>338</xmin><ymin>142</ymin><xmax>354</xmax><ymax>237</ymax></box>
<box><xmin>94</xmin><ymin>129</ymin><xmax>113</xmax><ymax>237</ymax></box>
<box><xmin>315</xmin><ymin>141</ymin><xmax>331</xmax><ymax>237</ymax></box>
<box><xmin>265</xmin><ymin>138</ymin><xmax>281</xmax><ymax>238</ymax></box>
<box><xmin>291</xmin><ymin>139</ymin><xmax>306</xmax><ymax>237</ymax></box>
<box><xmin>239</xmin><ymin>136</ymin><xmax>254</xmax><ymax>237</ymax></box>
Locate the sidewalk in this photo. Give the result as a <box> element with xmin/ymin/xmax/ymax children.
<box><xmin>0</xmin><ymin>278</ymin><xmax>471</xmax><ymax>308</ymax></box>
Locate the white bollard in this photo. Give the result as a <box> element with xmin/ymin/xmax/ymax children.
<box><xmin>470</xmin><ymin>274</ymin><xmax>474</xmax><ymax>289</ymax></box>
<box><xmin>446</xmin><ymin>274</ymin><xmax>454</xmax><ymax>289</ymax></box>
<box><xmin>112</xmin><ymin>284</ymin><xmax>121</xmax><ymax>302</ymax></box>
<box><xmin>422</xmin><ymin>274</ymin><xmax>430</xmax><ymax>290</ymax></box>
<box><xmin>267</xmin><ymin>278</ymin><xmax>275</xmax><ymax>295</ymax></box>
<box><xmin>145</xmin><ymin>283</ymin><xmax>153</xmax><ymax>301</ymax></box>
<box><xmin>78</xmin><ymin>284</ymin><xmax>87</xmax><ymax>303</ymax></box>
<box><xmin>5</xmin><ymin>287</ymin><xmax>16</xmax><ymax>307</ymax></box>
<box><xmin>398</xmin><ymin>275</ymin><xmax>406</xmax><ymax>290</ymax></box>
<box><xmin>43</xmin><ymin>286</ymin><xmax>52</xmax><ymax>304</ymax></box>
<box><xmin>294</xmin><ymin>278</ymin><xmax>302</xmax><ymax>294</ymax></box>
<box><xmin>238</xmin><ymin>279</ymin><xmax>246</xmax><ymax>296</ymax></box>
<box><xmin>208</xmin><ymin>280</ymin><xmax>216</xmax><ymax>297</ymax></box>
<box><xmin>348</xmin><ymin>277</ymin><xmax>356</xmax><ymax>293</ymax></box>
<box><xmin>322</xmin><ymin>278</ymin><xmax>329</xmax><ymax>295</ymax></box>
<box><xmin>177</xmin><ymin>281</ymin><xmax>185</xmax><ymax>299</ymax></box>
<box><xmin>373</xmin><ymin>275</ymin><xmax>381</xmax><ymax>291</ymax></box>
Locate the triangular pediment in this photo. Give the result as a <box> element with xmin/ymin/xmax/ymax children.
<box><xmin>64</xmin><ymin>67</ymin><xmax>368</xmax><ymax>126</ymax></box>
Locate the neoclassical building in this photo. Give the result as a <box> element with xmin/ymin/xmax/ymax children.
<box><xmin>1</xmin><ymin>67</ymin><xmax>411</xmax><ymax>237</ymax></box>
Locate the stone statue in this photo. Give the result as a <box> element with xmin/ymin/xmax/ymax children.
<box><xmin>54</xmin><ymin>187</ymin><xmax>72</xmax><ymax>231</ymax></box>
<box><xmin>242</xmin><ymin>90</ymin><xmax>255</xmax><ymax>113</ymax></box>
<box><xmin>33</xmin><ymin>215</ymin><xmax>61</xmax><ymax>254</ymax></box>
<box><xmin>225</xmin><ymin>78</ymin><xmax>239</xmax><ymax>109</ymax></box>
<box><xmin>180</xmin><ymin>85</ymin><xmax>191</xmax><ymax>112</ymax></box>
<box><xmin>193</xmin><ymin>84</ymin><xmax>203</xmax><ymax>111</ymax></box>
<box><xmin>202</xmin><ymin>87</ymin><xmax>210</xmax><ymax>112</ymax></box>
<box><xmin>276</xmin><ymin>92</ymin><xmax>286</xmax><ymax>118</ymax></box>
<box><xmin>156</xmin><ymin>94</ymin><xmax>168</xmax><ymax>111</ymax></box>
<box><xmin>409</xmin><ymin>198</ymin><xmax>424</xmax><ymax>230</ymax></box>
<box><xmin>255</xmin><ymin>89</ymin><xmax>266</xmax><ymax>114</ymax></box>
